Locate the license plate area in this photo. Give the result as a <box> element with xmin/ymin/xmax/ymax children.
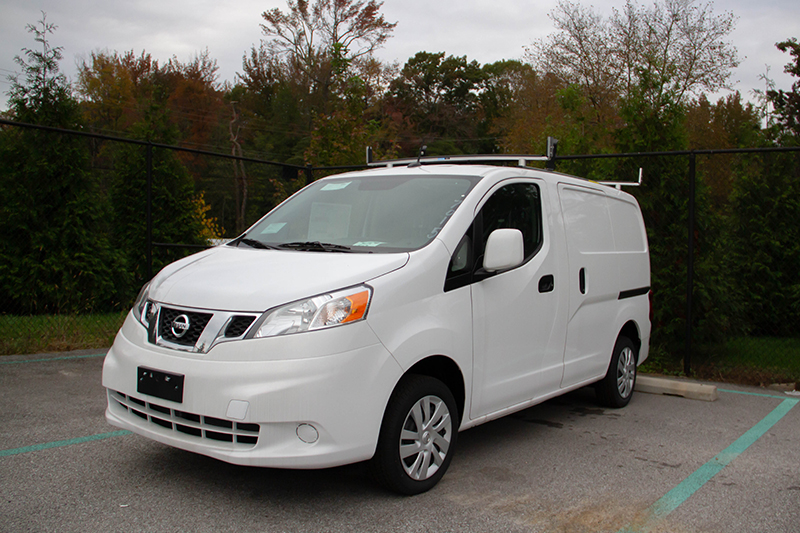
<box><xmin>137</xmin><ymin>367</ymin><xmax>184</xmax><ymax>403</ymax></box>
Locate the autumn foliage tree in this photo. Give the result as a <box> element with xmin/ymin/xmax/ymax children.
<box><xmin>76</xmin><ymin>48</ymin><xmax>222</xmax><ymax>287</ymax></box>
<box><xmin>521</xmin><ymin>0</ymin><xmax>739</xmax><ymax>156</ymax></box>
<box><xmin>77</xmin><ymin>49</ymin><xmax>225</xmax><ymax>150</ymax></box>
<box><xmin>259</xmin><ymin>0</ymin><xmax>395</xmax><ymax>113</ymax></box>
<box><xmin>239</xmin><ymin>0</ymin><xmax>397</xmax><ymax>166</ymax></box>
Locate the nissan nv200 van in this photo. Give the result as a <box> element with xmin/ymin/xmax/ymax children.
<box><xmin>103</xmin><ymin>155</ymin><xmax>651</xmax><ymax>494</ymax></box>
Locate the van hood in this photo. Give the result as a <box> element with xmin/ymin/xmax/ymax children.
<box><xmin>148</xmin><ymin>246</ymin><xmax>409</xmax><ymax>312</ymax></box>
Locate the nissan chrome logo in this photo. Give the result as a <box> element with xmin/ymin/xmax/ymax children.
<box><xmin>171</xmin><ymin>314</ymin><xmax>191</xmax><ymax>338</ymax></box>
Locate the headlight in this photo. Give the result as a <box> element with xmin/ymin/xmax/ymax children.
<box><xmin>132</xmin><ymin>282</ymin><xmax>154</xmax><ymax>327</ymax></box>
<box><xmin>249</xmin><ymin>285</ymin><xmax>372</xmax><ymax>338</ymax></box>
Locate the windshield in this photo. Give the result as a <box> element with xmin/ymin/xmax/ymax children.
<box><xmin>241</xmin><ymin>174</ymin><xmax>479</xmax><ymax>253</ymax></box>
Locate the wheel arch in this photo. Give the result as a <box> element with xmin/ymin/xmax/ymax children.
<box><xmin>619</xmin><ymin>320</ymin><xmax>642</xmax><ymax>362</ymax></box>
<box><xmin>406</xmin><ymin>355</ymin><xmax>466</xmax><ymax>426</ymax></box>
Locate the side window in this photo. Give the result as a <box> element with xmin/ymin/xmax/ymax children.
<box><xmin>444</xmin><ymin>229</ymin><xmax>474</xmax><ymax>292</ymax></box>
<box><xmin>450</xmin><ymin>234</ymin><xmax>471</xmax><ymax>273</ymax></box>
<box><xmin>444</xmin><ymin>182</ymin><xmax>542</xmax><ymax>292</ymax></box>
<box><xmin>479</xmin><ymin>183</ymin><xmax>542</xmax><ymax>260</ymax></box>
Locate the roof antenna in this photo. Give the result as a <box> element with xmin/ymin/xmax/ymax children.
<box><xmin>408</xmin><ymin>144</ymin><xmax>427</xmax><ymax>168</ymax></box>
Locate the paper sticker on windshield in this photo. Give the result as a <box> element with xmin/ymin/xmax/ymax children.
<box><xmin>353</xmin><ymin>241</ymin><xmax>385</xmax><ymax>247</ymax></box>
<box><xmin>309</xmin><ymin>203</ymin><xmax>351</xmax><ymax>241</ymax></box>
<box><xmin>321</xmin><ymin>181</ymin><xmax>351</xmax><ymax>191</ymax></box>
<box><xmin>260</xmin><ymin>222</ymin><xmax>286</xmax><ymax>234</ymax></box>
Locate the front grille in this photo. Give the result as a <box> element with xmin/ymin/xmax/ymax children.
<box><xmin>110</xmin><ymin>390</ymin><xmax>260</xmax><ymax>447</ymax></box>
<box><xmin>225</xmin><ymin>316</ymin><xmax>256</xmax><ymax>338</ymax></box>
<box><xmin>158</xmin><ymin>307</ymin><xmax>213</xmax><ymax>346</ymax></box>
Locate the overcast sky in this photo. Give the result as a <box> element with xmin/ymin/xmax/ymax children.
<box><xmin>1</xmin><ymin>0</ymin><xmax>798</xmax><ymax>111</ymax></box>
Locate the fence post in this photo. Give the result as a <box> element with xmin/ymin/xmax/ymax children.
<box><xmin>685</xmin><ymin>152</ymin><xmax>696</xmax><ymax>375</ymax></box>
<box><xmin>146</xmin><ymin>142</ymin><xmax>153</xmax><ymax>281</ymax></box>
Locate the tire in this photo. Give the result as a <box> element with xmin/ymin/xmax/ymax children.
<box><xmin>596</xmin><ymin>336</ymin><xmax>638</xmax><ymax>408</ymax></box>
<box><xmin>370</xmin><ymin>374</ymin><xmax>458</xmax><ymax>495</ymax></box>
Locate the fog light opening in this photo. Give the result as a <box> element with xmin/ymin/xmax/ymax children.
<box><xmin>296</xmin><ymin>423</ymin><xmax>319</xmax><ymax>444</ymax></box>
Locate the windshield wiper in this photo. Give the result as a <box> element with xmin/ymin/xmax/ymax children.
<box><xmin>237</xmin><ymin>238</ymin><xmax>279</xmax><ymax>250</ymax></box>
<box><xmin>278</xmin><ymin>241</ymin><xmax>353</xmax><ymax>252</ymax></box>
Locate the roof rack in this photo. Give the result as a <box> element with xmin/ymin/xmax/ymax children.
<box><xmin>364</xmin><ymin>143</ymin><xmax>644</xmax><ymax>190</ymax></box>
<box><xmin>366</xmin><ymin>140</ymin><xmax>556</xmax><ymax>169</ymax></box>
<box><xmin>366</xmin><ymin>149</ymin><xmax>548</xmax><ymax>168</ymax></box>
<box><xmin>598</xmin><ymin>168</ymin><xmax>643</xmax><ymax>189</ymax></box>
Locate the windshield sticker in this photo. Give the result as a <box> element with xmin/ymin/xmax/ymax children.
<box><xmin>321</xmin><ymin>181</ymin><xmax>351</xmax><ymax>191</ymax></box>
<box><xmin>308</xmin><ymin>202</ymin><xmax>351</xmax><ymax>241</ymax></box>
<box><xmin>259</xmin><ymin>222</ymin><xmax>287</xmax><ymax>234</ymax></box>
<box><xmin>353</xmin><ymin>241</ymin><xmax>385</xmax><ymax>247</ymax></box>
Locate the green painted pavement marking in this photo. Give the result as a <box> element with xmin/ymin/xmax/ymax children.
<box><xmin>0</xmin><ymin>353</ymin><xmax>106</xmax><ymax>365</ymax></box>
<box><xmin>0</xmin><ymin>430</ymin><xmax>132</xmax><ymax>457</ymax></box>
<box><xmin>619</xmin><ymin>396</ymin><xmax>798</xmax><ymax>533</ymax></box>
<box><xmin>718</xmin><ymin>388</ymin><xmax>791</xmax><ymax>399</ymax></box>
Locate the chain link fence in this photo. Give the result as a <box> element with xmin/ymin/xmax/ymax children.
<box><xmin>0</xmin><ymin>119</ymin><xmax>306</xmax><ymax>355</ymax></box>
<box><xmin>1</xmin><ymin>119</ymin><xmax>798</xmax><ymax>385</ymax></box>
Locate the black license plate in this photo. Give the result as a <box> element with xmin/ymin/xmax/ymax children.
<box><xmin>137</xmin><ymin>367</ymin><xmax>184</xmax><ymax>403</ymax></box>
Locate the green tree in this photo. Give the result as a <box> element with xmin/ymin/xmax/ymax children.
<box><xmin>0</xmin><ymin>15</ymin><xmax>125</xmax><ymax>313</ymax></box>
<box><xmin>767</xmin><ymin>38</ymin><xmax>800</xmax><ymax>138</ymax></box>
<box><xmin>240</xmin><ymin>0</ymin><xmax>396</xmax><ymax>168</ymax></box>
<box><xmin>686</xmin><ymin>93</ymin><xmax>761</xmax><ymax>209</ymax></box>
<box><xmin>725</xmin><ymin>153</ymin><xmax>800</xmax><ymax>337</ymax></box>
<box><xmin>476</xmin><ymin>60</ymin><xmax>532</xmax><ymax>154</ymax></box>
<box><xmin>616</xmin><ymin>70</ymin><xmax>738</xmax><ymax>356</ymax></box>
<box><xmin>388</xmin><ymin>52</ymin><xmax>486</xmax><ymax>155</ymax></box>
<box><xmin>238</xmin><ymin>48</ymin><xmax>309</xmax><ymax>164</ymax></box>
<box><xmin>725</xmin><ymin>38</ymin><xmax>800</xmax><ymax>337</ymax></box>
<box><xmin>106</xmin><ymin>74</ymin><xmax>210</xmax><ymax>285</ymax></box>
<box><xmin>615</xmin><ymin>76</ymin><xmax>692</xmax><ymax>351</ymax></box>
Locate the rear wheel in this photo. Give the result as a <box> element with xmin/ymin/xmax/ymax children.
<box><xmin>370</xmin><ymin>374</ymin><xmax>458</xmax><ymax>495</ymax></box>
<box><xmin>596</xmin><ymin>336</ymin><xmax>637</xmax><ymax>408</ymax></box>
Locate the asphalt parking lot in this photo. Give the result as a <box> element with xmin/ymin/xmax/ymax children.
<box><xmin>1</xmin><ymin>350</ymin><xmax>798</xmax><ymax>533</ymax></box>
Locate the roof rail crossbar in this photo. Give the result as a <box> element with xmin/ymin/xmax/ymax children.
<box><xmin>366</xmin><ymin>153</ymin><xmax>549</xmax><ymax>168</ymax></box>
<box><xmin>599</xmin><ymin>168</ymin><xmax>644</xmax><ymax>190</ymax></box>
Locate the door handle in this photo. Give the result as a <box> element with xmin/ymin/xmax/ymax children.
<box><xmin>538</xmin><ymin>274</ymin><xmax>554</xmax><ymax>293</ymax></box>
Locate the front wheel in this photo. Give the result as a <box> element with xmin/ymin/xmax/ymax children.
<box><xmin>596</xmin><ymin>336</ymin><xmax>638</xmax><ymax>408</ymax></box>
<box><xmin>370</xmin><ymin>375</ymin><xmax>458</xmax><ymax>495</ymax></box>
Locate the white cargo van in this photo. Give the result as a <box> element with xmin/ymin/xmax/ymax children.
<box><xmin>102</xmin><ymin>154</ymin><xmax>650</xmax><ymax>494</ymax></box>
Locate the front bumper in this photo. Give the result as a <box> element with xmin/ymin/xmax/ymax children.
<box><xmin>102</xmin><ymin>313</ymin><xmax>403</xmax><ymax>468</ymax></box>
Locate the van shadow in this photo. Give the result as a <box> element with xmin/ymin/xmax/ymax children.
<box><xmin>454</xmin><ymin>385</ymin><xmax>611</xmax><ymax>457</ymax></box>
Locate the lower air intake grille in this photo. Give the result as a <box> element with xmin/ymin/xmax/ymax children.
<box><xmin>109</xmin><ymin>390</ymin><xmax>259</xmax><ymax>447</ymax></box>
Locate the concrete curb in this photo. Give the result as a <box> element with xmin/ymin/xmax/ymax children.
<box><xmin>636</xmin><ymin>375</ymin><xmax>718</xmax><ymax>402</ymax></box>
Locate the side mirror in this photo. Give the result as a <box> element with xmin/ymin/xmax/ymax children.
<box><xmin>483</xmin><ymin>228</ymin><xmax>524</xmax><ymax>272</ymax></box>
